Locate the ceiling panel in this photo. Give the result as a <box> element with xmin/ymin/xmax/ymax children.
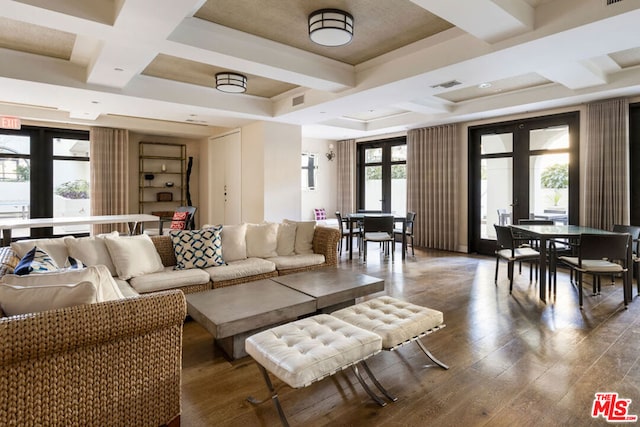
<box><xmin>194</xmin><ymin>0</ymin><xmax>453</xmax><ymax>65</ymax></box>
<box><xmin>436</xmin><ymin>73</ymin><xmax>553</xmax><ymax>103</ymax></box>
<box><xmin>0</xmin><ymin>16</ymin><xmax>75</xmax><ymax>60</ymax></box>
<box><xmin>142</xmin><ymin>54</ymin><xmax>299</xmax><ymax>98</ymax></box>
<box><xmin>610</xmin><ymin>47</ymin><xmax>640</xmax><ymax>69</ymax></box>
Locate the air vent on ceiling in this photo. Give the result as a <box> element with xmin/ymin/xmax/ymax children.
<box><xmin>292</xmin><ymin>95</ymin><xmax>305</xmax><ymax>106</ymax></box>
<box><xmin>606</xmin><ymin>0</ymin><xmax>623</xmax><ymax>4</ymax></box>
<box><xmin>431</xmin><ymin>80</ymin><xmax>462</xmax><ymax>89</ymax></box>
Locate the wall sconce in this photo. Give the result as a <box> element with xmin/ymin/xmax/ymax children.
<box><xmin>326</xmin><ymin>144</ymin><xmax>335</xmax><ymax>161</ymax></box>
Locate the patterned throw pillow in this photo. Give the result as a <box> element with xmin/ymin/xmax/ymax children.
<box><xmin>64</xmin><ymin>256</ymin><xmax>86</xmax><ymax>271</ymax></box>
<box><xmin>14</xmin><ymin>247</ymin><xmax>60</xmax><ymax>276</ymax></box>
<box><xmin>170</xmin><ymin>226</ymin><xmax>225</xmax><ymax>270</ymax></box>
<box><xmin>170</xmin><ymin>211</ymin><xmax>190</xmax><ymax>230</ymax></box>
<box><xmin>314</xmin><ymin>208</ymin><xmax>327</xmax><ymax>221</ymax></box>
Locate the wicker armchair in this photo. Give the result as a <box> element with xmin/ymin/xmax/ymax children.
<box><xmin>0</xmin><ymin>290</ymin><xmax>186</xmax><ymax>427</ymax></box>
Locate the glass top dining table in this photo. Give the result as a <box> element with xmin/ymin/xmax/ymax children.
<box><xmin>510</xmin><ymin>224</ymin><xmax>631</xmax><ymax>304</ymax></box>
<box><xmin>345</xmin><ymin>213</ymin><xmax>407</xmax><ymax>260</ymax></box>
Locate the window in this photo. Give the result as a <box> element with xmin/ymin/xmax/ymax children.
<box><xmin>357</xmin><ymin>137</ymin><xmax>407</xmax><ymax>214</ymax></box>
<box><xmin>0</xmin><ymin>126</ymin><xmax>90</xmax><ymax>239</ymax></box>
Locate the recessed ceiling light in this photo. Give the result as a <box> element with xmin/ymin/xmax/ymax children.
<box><xmin>478</xmin><ymin>82</ymin><xmax>492</xmax><ymax>89</ymax></box>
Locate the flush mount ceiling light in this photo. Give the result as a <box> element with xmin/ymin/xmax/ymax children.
<box><xmin>215</xmin><ymin>72</ymin><xmax>247</xmax><ymax>93</ymax></box>
<box><xmin>308</xmin><ymin>9</ymin><xmax>353</xmax><ymax>46</ymax></box>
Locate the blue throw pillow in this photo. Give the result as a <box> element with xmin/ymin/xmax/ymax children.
<box><xmin>64</xmin><ymin>256</ymin><xmax>86</xmax><ymax>270</ymax></box>
<box><xmin>14</xmin><ymin>246</ymin><xmax>60</xmax><ymax>276</ymax></box>
<box><xmin>170</xmin><ymin>226</ymin><xmax>224</xmax><ymax>269</ymax></box>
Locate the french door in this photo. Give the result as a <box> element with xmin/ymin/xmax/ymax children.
<box><xmin>468</xmin><ymin>113</ymin><xmax>579</xmax><ymax>255</ymax></box>
<box><xmin>357</xmin><ymin>138</ymin><xmax>407</xmax><ymax>214</ymax></box>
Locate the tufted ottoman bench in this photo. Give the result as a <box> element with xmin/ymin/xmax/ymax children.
<box><xmin>245</xmin><ymin>314</ymin><xmax>395</xmax><ymax>426</ymax></box>
<box><xmin>332</xmin><ymin>296</ymin><xmax>449</xmax><ymax>371</ymax></box>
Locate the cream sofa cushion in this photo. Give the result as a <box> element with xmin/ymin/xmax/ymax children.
<box><xmin>246</xmin><ymin>223</ymin><xmax>278</xmax><ymax>258</ymax></box>
<box><xmin>66</xmin><ymin>233</ymin><xmax>118</xmax><ymax>276</ymax></box>
<box><xmin>104</xmin><ymin>234</ymin><xmax>164</xmax><ymax>280</ymax></box>
<box><xmin>0</xmin><ymin>281</ymin><xmax>97</xmax><ymax>316</ymax></box>
<box><xmin>276</xmin><ymin>222</ymin><xmax>297</xmax><ymax>256</ymax></box>
<box><xmin>284</xmin><ymin>220</ymin><xmax>315</xmax><ymax>254</ymax></box>
<box><xmin>204</xmin><ymin>258</ymin><xmax>275</xmax><ymax>283</ymax></box>
<box><xmin>221</xmin><ymin>223</ymin><xmax>247</xmax><ymax>262</ymax></box>
<box><xmin>267</xmin><ymin>254</ymin><xmax>325</xmax><ymax>270</ymax></box>
<box><xmin>0</xmin><ymin>265</ymin><xmax>123</xmax><ymax>302</ymax></box>
<box><xmin>128</xmin><ymin>266</ymin><xmax>210</xmax><ymax>294</ymax></box>
<box><xmin>11</xmin><ymin>236</ymin><xmax>75</xmax><ymax>268</ymax></box>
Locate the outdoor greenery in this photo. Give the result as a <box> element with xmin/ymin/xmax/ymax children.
<box><xmin>16</xmin><ymin>164</ymin><xmax>30</xmax><ymax>181</ymax></box>
<box><xmin>55</xmin><ymin>179</ymin><xmax>89</xmax><ymax>199</ymax></box>
<box><xmin>366</xmin><ymin>165</ymin><xmax>407</xmax><ymax>180</ymax></box>
<box><xmin>540</xmin><ymin>163</ymin><xmax>568</xmax><ymax>206</ymax></box>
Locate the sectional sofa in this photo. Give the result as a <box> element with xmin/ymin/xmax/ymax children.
<box><xmin>0</xmin><ymin>220</ymin><xmax>339</xmax><ymax>425</ymax></box>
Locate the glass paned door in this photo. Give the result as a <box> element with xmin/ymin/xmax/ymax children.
<box><xmin>358</xmin><ymin>138</ymin><xmax>407</xmax><ymax>213</ymax></box>
<box><xmin>469</xmin><ymin>113</ymin><xmax>579</xmax><ymax>255</ymax></box>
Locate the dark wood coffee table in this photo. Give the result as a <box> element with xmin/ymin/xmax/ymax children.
<box><xmin>271</xmin><ymin>269</ymin><xmax>385</xmax><ymax>312</ymax></box>
<box><xmin>185</xmin><ymin>270</ymin><xmax>385</xmax><ymax>360</ymax></box>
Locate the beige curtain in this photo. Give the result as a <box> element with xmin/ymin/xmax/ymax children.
<box><xmin>407</xmin><ymin>124</ymin><xmax>459</xmax><ymax>251</ymax></box>
<box><xmin>584</xmin><ymin>98</ymin><xmax>629</xmax><ymax>229</ymax></box>
<box><xmin>336</xmin><ymin>139</ymin><xmax>356</xmax><ymax>215</ymax></box>
<box><xmin>90</xmin><ymin>127</ymin><xmax>129</xmax><ymax>234</ymax></box>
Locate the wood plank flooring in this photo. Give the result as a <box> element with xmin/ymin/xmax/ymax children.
<box><xmin>181</xmin><ymin>248</ymin><xmax>640</xmax><ymax>426</ymax></box>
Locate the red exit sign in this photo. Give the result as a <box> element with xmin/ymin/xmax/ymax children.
<box><xmin>0</xmin><ymin>116</ymin><xmax>21</xmax><ymax>129</ymax></box>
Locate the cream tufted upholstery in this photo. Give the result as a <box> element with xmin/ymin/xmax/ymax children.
<box><xmin>245</xmin><ymin>314</ymin><xmax>382</xmax><ymax>389</ymax></box>
<box><xmin>332</xmin><ymin>296</ymin><xmax>444</xmax><ymax>349</ymax></box>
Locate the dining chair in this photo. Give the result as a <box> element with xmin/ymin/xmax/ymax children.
<box><xmin>394</xmin><ymin>211</ymin><xmax>415</xmax><ymax>257</ymax></box>
<box><xmin>494</xmin><ymin>224</ymin><xmax>540</xmax><ymax>294</ymax></box>
<box><xmin>335</xmin><ymin>211</ymin><xmax>361</xmax><ymax>256</ymax></box>
<box><xmin>612</xmin><ymin>224</ymin><xmax>640</xmax><ymax>295</ymax></box>
<box><xmin>363</xmin><ymin>216</ymin><xmax>395</xmax><ymax>262</ymax></box>
<box><xmin>557</xmin><ymin>233</ymin><xmax>631</xmax><ymax>308</ymax></box>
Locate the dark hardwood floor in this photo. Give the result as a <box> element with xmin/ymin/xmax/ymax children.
<box><xmin>181</xmin><ymin>247</ymin><xmax>640</xmax><ymax>426</ymax></box>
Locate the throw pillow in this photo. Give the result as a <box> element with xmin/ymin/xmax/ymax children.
<box><xmin>284</xmin><ymin>219</ymin><xmax>316</xmax><ymax>254</ymax></box>
<box><xmin>221</xmin><ymin>223</ymin><xmax>247</xmax><ymax>262</ymax></box>
<box><xmin>246</xmin><ymin>223</ymin><xmax>279</xmax><ymax>258</ymax></box>
<box><xmin>0</xmin><ymin>265</ymin><xmax>123</xmax><ymax>302</ymax></box>
<box><xmin>14</xmin><ymin>247</ymin><xmax>59</xmax><ymax>276</ymax></box>
<box><xmin>170</xmin><ymin>211</ymin><xmax>190</xmax><ymax>230</ymax></box>
<box><xmin>276</xmin><ymin>222</ymin><xmax>297</xmax><ymax>256</ymax></box>
<box><xmin>0</xmin><ymin>281</ymin><xmax>98</xmax><ymax>316</ymax></box>
<box><xmin>103</xmin><ymin>234</ymin><xmax>164</xmax><ymax>280</ymax></box>
<box><xmin>64</xmin><ymin>256</ymin><xmax>85</xmax><ymax>270</ymax></box>
<box><xmin>314</xmin><ymin>208</ymin><xmax>327</xmax><ymax>221</ymax></box>
<box><xmin>65</xmin><ymin>233</ymin><xmax>118</xmax><ymax>276</ymax></box>
<box><xmin>170</xmin><ymin>226</ymin><xmax>224</xmax><ymax>269</ymax></box>
<box><xmin>11</xmin><ymin>236</ymin><xmax>75</xmax><ymax>268</ymax></box>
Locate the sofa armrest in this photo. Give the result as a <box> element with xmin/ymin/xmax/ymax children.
<box><xmin>312</xmin><ymin>226</ymin><xmax>341</xmax><ymax>266</ymax></box>
<box><xmin>0</xmin><ymin>290</ymin><xmax>186</xmax><ymax>426</ymax></box>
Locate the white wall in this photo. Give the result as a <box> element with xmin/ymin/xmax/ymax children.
<box><xmin>241</xmin><ymin>121</ymin><xmax>302</xmax><ymax>223</ymax></box>
<box><xmin>301</xmin><ymin>137</ymin><xmax>338</xmax><ymax>221</ymax></box>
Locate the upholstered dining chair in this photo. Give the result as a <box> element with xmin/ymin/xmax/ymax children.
<box><xmin>612</xmin><ymin>224</ymin><xmax>640</xmax><ymax>295</ymax></box>
<box><xmin>335</xmin><ymin>211</ymin><xmax>361</xmax><ymax>256</ymax></box>
<box><xmin>363</xmin><ymin>216</ymin><xmax>395</xmax><ymax>262</ymax></box>
<box><xmin>494</xmin><ymin>224</ymin><xmax>540</xmax><ymax>294</ymax></box>
<box><xmin>557</xmin><ymin>232</ymin><xmax>631</xmax><ymax>308</ymax></box>
<box><xmin>394</xmin><ymin>211</ymin><xmax>416</xmax><ymax>257</ymax></box>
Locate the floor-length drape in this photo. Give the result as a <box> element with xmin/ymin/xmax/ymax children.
<box><xmin>584</xmin><ymin>98</ymin><xmax>629</xmax><ymax>229</ymax></box>
<box><xmin>90</xmin><ymin>127</ymin><xmax>129</xmax><ymax>234</ymax></box>
<box><xmin>407</xmin><ymin>124</ymin><xmax>459</xmax><ymax>251</ymax></box>
<box><xmin>336</xmin><ymin>139</ymin><xmax>356</xmax><ymax>215</ymax></box>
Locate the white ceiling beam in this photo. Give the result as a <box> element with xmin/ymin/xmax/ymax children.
<box><xmin>167</xmin><ymin>18</ymin><xmax>354</xmax><ymax>92</ymax></box>
<box><xmin>538</xmin><ymin>62</ymin><xmax>607</xmax><ymax>90</ymax></box>
<box><xmin>410</xmin><ymin>0</ymin><xmax>534</xmax><ymax>43</ymax></box>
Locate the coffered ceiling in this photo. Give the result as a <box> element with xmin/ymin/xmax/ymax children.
<box><xmin>0</xmin><ymin>0</ymin><xmax>639</xmax><ymax>139</ymax></box>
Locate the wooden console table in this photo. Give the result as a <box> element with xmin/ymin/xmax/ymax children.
<box><xmin>0</xmin><ymin>214</ymin><xmax>160</xmax><ymax>246</ymax></box>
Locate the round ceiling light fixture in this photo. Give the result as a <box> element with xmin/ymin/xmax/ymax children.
<box><xmin>215</xmin><ymin>72</ymin><xmax>247</xmax><ymax>93</ymax></box>
<box><xmin>308</xmin><ymin>9</ymin><xmax>353</xmax><ymax>47</ymax></box>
